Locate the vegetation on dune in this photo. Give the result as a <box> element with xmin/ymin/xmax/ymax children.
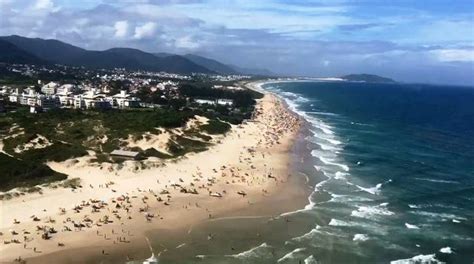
<box><xmin>142</xmin><ymin>147</ymin><xmax>174</xmax><ymax>159</ymax></box>
<box><xmin>18</xmin><ymin>142</ymin><xmax>88</xmax><ymax>163</ymax></box>
<box><xmin>0</xmin><ymin>153</ymin><xmax>67</xmax><ymax>192</ymax></box>
<box><xmin>0</xmin><ymin>81</ymin><xmax>262</xmax><ymax>191</ymax></box>
<box><xmin>167</xmin><ymin>135</ymin><xmax>210</xmax><ymax>156</ymax></box>
<box><xmin>200</xmin><ymin>119</ymin><xmax>231</xmax><ymax>134</ymax></box>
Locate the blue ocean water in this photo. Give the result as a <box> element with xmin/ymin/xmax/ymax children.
<box><xmin>264</xmin><ymin>81</ymin><xmax>474</xmax><ymax>263</ymax></box>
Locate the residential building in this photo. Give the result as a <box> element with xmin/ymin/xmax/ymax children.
<box><xmin>37</xmin><ymin>95</ymin><xmax>60</xmax><ymax>110</ymax></box>
<box><xmin>41</xmin><ymin>82</ymin><xmax>59</xmax><ymax>95</ymax></box>
<box><xmin>57</xmin><ymin>84</ymin><xmax>78</xmax><ymax>94</ymax></box>
<box><xmin>20</xmin><ymin>89</ymin><xmax>38</xmax><ymax>106</ymax></box>
<box><xmin>217</xmin><ymin>99</ymin><xmax>234</xmax><ymax>106</ymax></box>
<box><xmin>112</xmin><ymin>90</ymin><xmax>141</xmax><ymax>108</ymax></box>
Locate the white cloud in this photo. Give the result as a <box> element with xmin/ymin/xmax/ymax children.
<box><xmin>114</xmin><ymin>20</ymin><xmax>129</xmax><ymax>38</ymax></box>
<box><xmin>134</xmin><ymin>22</ymin><xmax>158</xmax><ymax>39</ymax></box>
<box><xmin>175</xmin><ymin>35</ymin><xmax>200</xmax><ymax>49</ymax></box>
<box><xmin>432</xmin><ymin>49</ymin><xmax>474</xmax><ymax>62</ymax></box>
<box><xmin>34</xmin><ymin>0</ymin><xmax>54</xmax><ymax>10</ymax></box>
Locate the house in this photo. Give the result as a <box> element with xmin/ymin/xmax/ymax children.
<box><xmin>41</xmin><ymin>82</ymin><xmax>59</xmax><ymax>95</ymax></box>
<box><xmin>0</xmin><ymin>86</ymin><xmax>10</xmax><ymax>95</ymax></box>
<box><xmin>20</xmin><ymin>89</ymin><xmax>39</xmax><ymax>106</ymax></box>
<box><xmin>217</xmin><ymin>99</ymin><xmax>234</xmax><ymax>106</ymax></box>
<box><xmin>82</xmin><ymin>90</ymin><xmax>105</xmax><ymax>109</ymax></box>
<box><xmin>73</xmin><ymin>95</ymin><xmax>85</xmax><ymax>109</ymax></box>
<box><xmin>8</xmin><ymin>88</ymin><xmax>23</xmax><ymax>103</ymax></box>
<box><xmin>112</xmin><ymin>90</ymin><xmax>141</xmax><ymax>108</ymax></box>
<box><xmin>195</xmin><ymin>98</ymin><xmax>234</xmax><ymax>106</ymax></box>
<box><xmin>73</xmin><ymin>90</ymin><xmax>111</xmax><ymax>109</ymax></box>
<box><xmin>110</xmin><ymin>149</ymin><xmax>140</xmax><ymax>160</ymax></box>
<box><xmin>195</xmin><ymin>99</ymin><xmax>215</xmax><ymax>105</ymax></box>
<box><xmin>57</xmin><ymin>91</ymin><xmax>74</xmax><ymax>106</ymax></box>
<box><xmin>57</xmin><ymin>84</ymin><xmax>78</xmax><ymax>94</ymax></box>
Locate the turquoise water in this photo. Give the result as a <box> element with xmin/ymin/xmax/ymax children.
<box><xmin>139</xmin><ymin>81</ymin><xmax>474</xmax><ymax>264</ymax></box>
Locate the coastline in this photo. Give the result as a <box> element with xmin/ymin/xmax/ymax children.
<box><xmin>0</xmin><ymin>80</ymin><xmax>311</xmax><ymax>264</ymax></box>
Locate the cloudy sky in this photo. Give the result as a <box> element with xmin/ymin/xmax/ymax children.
<box><xmin>1</xmin><ymin>0</ymin><xmax>473</xmax><ymax>85</ymax></box>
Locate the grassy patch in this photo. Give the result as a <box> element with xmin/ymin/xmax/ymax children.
<box><xmin>17</xmin><ymin>142</ymin><xmax>88</xmax><ymax>163</ymax></box>
<box><xmin>200</xmin><ymin>120</ymin><xmax>231</xmax><ymax>134</ymax></box>
<box><xmin>0</xmin><ymin>153</ymin><xmax>67</xmax><ymax>192</ymax></box>
<box><xmin>167</xmin><ymin>135</ymin><xmax>210</xmax><ymax>156</ymax></box>
<box><xmin>142</xmin><ymin>148</ymin><xmax>174</xmax><ymax>159</ymax></box>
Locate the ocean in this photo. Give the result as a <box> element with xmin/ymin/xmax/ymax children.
<box><xmin>141</xmin><ymin>81</ymin><xmax>474</xmax><ymax>263</ymax></box>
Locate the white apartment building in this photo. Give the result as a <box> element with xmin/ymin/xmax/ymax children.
<box><xmin>74</xmin><ymin>90</ymin><xmax>112</xmax><ymax>109</ymax></box>
<box><xmin>20</xmin><ymin>89</ymin><xmax>39</xmax><ymax>106</ymax></box>
<box><xmin>112</xmin><ymin>90</ymin><xmax>141</xmax><ymax>108</ymax></box>
<box><xmin>41</xmin><ymin>82</ymin><xmax>59</xmax><ymax>95</ymax></box>
<box><xmin>57</xmin><ymin>84</ymin><xmax>78</xmax><ymax>94</ymax></box>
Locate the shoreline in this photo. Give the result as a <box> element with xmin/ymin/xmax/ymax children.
<box><xmin>1</xmin><ymin>80</ymin><xmax>311</xmax><ymax>264</ymax></box>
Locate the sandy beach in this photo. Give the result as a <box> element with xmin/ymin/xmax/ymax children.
<box><xmin>0</xmin><ymin>82</ymin><xmax>308</xmax><ymax>264</ymax></box>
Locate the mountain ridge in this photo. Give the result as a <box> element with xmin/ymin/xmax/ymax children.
<box><xmin>0</xmin><ymin>35</ymin><xmax>276</xmax><ymax>76</ymax></box>
<box><xmin>0</xmin><ymin>35</ymin><xmax>213</xmax><ymax>74</ymax></box>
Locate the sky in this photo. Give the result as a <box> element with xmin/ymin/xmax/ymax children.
<box><xmin>0</xmin><ymin>0</ymin><xmax>473</xmax><ymax>85</ymax></box>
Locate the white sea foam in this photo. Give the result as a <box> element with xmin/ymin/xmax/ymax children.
<box><xmin>353</xmin><ymin>234</ymin><xmax>369</xmax><ymax>242</ymax></box>
<box><xmin>304</xmin><ymin>255</ymin><xmax>318</xmax><ymax>264</ymax></box>
<box><xmin>452</xmin><ymin>219</ymin><xmax>461</xmax><ymax>223</ymax></box>
<box><xmin>334</xmin><ymin>171</ymin><xmax>349</xmax><ymax>180</ymax></box>
<box><xmin>356</xmin><ymin>183</ymin><xmax>382</xmax><ymax>195</ymax></box>
<box><xmin>329</xmin><ymin>194</ymin><xmax>372</xmax><ymax>203</ymax></box>
<box><xmin>439</xmin><ymin>247</ymin><xmax>452</xmax><ymax>254</ymax></box>
<box><xmin>356</xmin><ymin>179</ymin><xmax>391</xmax><ymax>195</ymax></box>
<box><xmin>277</xmin><ymin>248</ymin><xmax>306</xmax><ymax>263</ymax></box>
<box><xmin>413</xmin><ymin>178</ymin><xmax>459</xmax><ymax>184</ymax></box>
<box><xmin>351</xmin><ymin>204</ymin><xmax>395</xmax><ymax>219</ymax></box>
<box><xmin>281</xmin><ymin>91</ymin><xmax>310</xmax><ymax>104</ymax></box>
<box><xmin>412</xmin><ymin>211</ymin><xmax>467</xmax><ymax>221</ymax></box>
<box><xmin>350</xmin><ymin>121</ymin><xmax>373</xmax><ymax>127</ymax></box>
<box><xmin>318</xmin><ymin>137</ymin><xmax>341</xmax><ymax>145</ymax></box>
<box><xmin>230</xmin><ymin>243</ymin><xmax>272</xmax><ymax>259</ymax></box>
<box><xmin>317</xmin><ymin>142</ymin><xmax>339</xmax><ymax>151</ymax></box>
<box><xmin>405</xmin><ymin>223</ymin><xmax>420</xmax><ymax>229</ymax></box>
<box><xmin>307</xmin><ymin>111</ymin><xmax>340</xmax><ymax>117</ymax></box>
<box><xmin>390</xmin><ymin>254</ymin><xmax>444</xmax><ymax>264</ymax></box>
<box><xmin>317</xmin><ymin>126</ymin><xmax>334</xmax><ymax>135</ymax></box>
<box><xmin>292</xmin><ymin>227</ymin><xmax>321</xmax><ymax>242</ymax></box>
<box><xmin>329</xmin><ymin>219</ymin><xmax>353</xmax><ymax>226</ymax></box>
<box><xmin>317</xmin><ymin>156</ymin><xmax>349</xmax><ymax>171</ymax></box>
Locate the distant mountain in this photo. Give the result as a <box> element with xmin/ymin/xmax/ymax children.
<box><xmin>341</xmin><ymin>74</ymin><xmax>396</xmax><ymax>83</ymax></box>
<box><xmin>0</xmin><ymin>39</ymin><xmax>46</xmax><ymax>65</ymax></box>
<box><xmin>230</xmin><ymin>64</ymin><xmax>276</xmax><ymax>76</ymax></box>
<box><xmin>183</xmin><ymin>54</ymin><xmax>238</xmax><ymax>75</ymax></box>
<box><xmin>0</xmin><ymin>35</ymin><xmax>213</xmax><ymax>74</ymax></box>
<box><xmin>1</xmin><ymin>35</ymin><xmax>87</xmax><ymax>64</ymax></box>
<box><xmin>103</xmin><ymin>48</ymin><xmax>212</xmax><ymax>74</ymax></box>
<box><xmin>153</xmin><ymin>52</ymin><xmax>174</xmax><ymax>58</ymax></box>
<box><xmin>0</xmin><ymin>35</ymin><xmax>275</xmax><ymax>75</ymax></box>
